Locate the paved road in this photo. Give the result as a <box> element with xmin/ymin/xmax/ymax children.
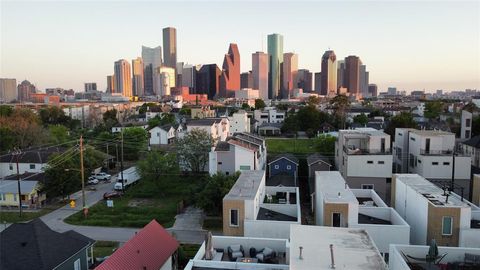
<box><xmin>36</xmin><ymin>178</ymin><xmax>206</xmax><ymax>244</ymax></box>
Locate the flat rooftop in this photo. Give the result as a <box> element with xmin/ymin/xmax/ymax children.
<box><xmin>315</xmin><ymin>171</ymin><xmax>357</xmax><ymax>204</ymax></box>
<box><xmin>289</xmin><ymin>225</ymin><xmax>387</xmax><ymax>270</ymax></box>
<box><xmin>223</xmin><ymin>170</ymin><xmax>264</xmax><ymax>201</ymax></box>
<box><xmin>340</xmin><ymin>127</ymin><xmax>387</xmax><ymax>137</ymax></box>
<box><xmin>256</xmin><ymin>207</ymin><xmax>297</xmax><ymax>222</ymax></box>
<box><xmin>409</xmin><ymin>130</ymin><xmax>453</xmax><ymax>136</ymax></box>
<box><xmin>395</xmin><ymin>174</ymin><xmax>471</xmax><ymax>208</ymax></box>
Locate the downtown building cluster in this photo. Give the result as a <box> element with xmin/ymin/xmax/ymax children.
<box><xmin>101</xmin><ymin>29</ymin><xmax>375</xmax><ymax>101</ymax></box>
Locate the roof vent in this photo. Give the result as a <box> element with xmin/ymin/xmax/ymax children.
<box><xmin>299</xmin><ymin>246</ymin><xmax>303</xmax><ymax>260</ymax></box>
<box><xmin>330</xmin><ymin>244</ymin><xmax>336</xmax><ymax>269</ymax></box>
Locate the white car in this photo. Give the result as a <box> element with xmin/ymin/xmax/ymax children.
<box><xmin>93</xmin><ymin>172</ymin><xmax>111</xmax><ymax>180</ymax></box>
<box><xmin>87</xmin><ymin>176</ymin><xmax>99</xmax><ymax>185</ymax></box>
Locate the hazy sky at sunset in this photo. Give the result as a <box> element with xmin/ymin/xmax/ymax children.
<box><xmin>1</xmin><ymin>1</ymin><xmax>479</xmax><ymax>93</ymax></box>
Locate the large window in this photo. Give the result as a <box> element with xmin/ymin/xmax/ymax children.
<box><xmin>73</xmin><ymin>259</ymin><xmax>81</xmax><ymax>270</ymax></box>
<box><xmin>30</xmin><ymin>164</ymin><xmax>35</xmax><ymax>169</ymax></box>
<box><xmin>230</xmin><ymin>209</ymin><xmax>239</xmax><ymax>227</ymax></box>
<box><xmin>442</xmin><ymin>216</ymin><xmax>453</xmax><ymax>235</ymax></box>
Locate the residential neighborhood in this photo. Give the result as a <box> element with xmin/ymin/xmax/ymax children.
<box><xmin>1</xmin><ymin>1</ymin><xmax>479</xmax><ymax>270</ymax></box>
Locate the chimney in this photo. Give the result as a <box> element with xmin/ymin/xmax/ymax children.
<box><xmin>330</xmin><ymin>244</ymin><xmax>336</xmax><ymax>269</ymax></box>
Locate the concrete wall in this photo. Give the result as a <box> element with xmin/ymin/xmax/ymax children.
<box><xmin>346</xmin><ymin>155</ymin><xmax>392</xmax><ymax>178</ymax></box>
<box><xmin>244</xmin><ymin>220</ymin><xmax>299</xmax><ymax>239</ymax></box>
<box><xmin>394</xmin><ymin>177</ymin><xmax>429</xmax><ymax>245</ymax></box>
<box><xmin>323</xmin><ymin>202</ymin><xmax>349</xmax><ymax>227</ymax></box>
<box><xmin>345</xmin><ymin>176</ymin><xmax>388</xmax><ymax>201</ymax></box>
<box><xmin>234</xmin><ymin>146</ymin><xmax>255</xmax><ymax>171</ymax></box>
<box><xmin>351</xmin><ymin>189</ymin><xmax>388</xmax><ymax>207</ymax></box>
<box><xmin>427</xmin><ymin>203</ymin><xmax>461</xmax><ymax>246</ymax></box>
<box><xmin>222</xmin><ymin>199</ymin><xmax>245</xmax><ymax>236</ymax></box>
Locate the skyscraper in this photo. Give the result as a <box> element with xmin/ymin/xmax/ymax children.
<box><xmin>320</xmin><ymin>50</ymin><xmax>337</xmax><ymax>96</ymax></box>
<box><xmin>268</xmin><ymin>33</ymin><xmax>284</xmax><ymax>99</ymax></box>
<box><xmin>359</xmin><ymin>64</ymin><xmax>369</xmax><ymax>97</ymax></box>
<box><xmin>132</xmin><ymin>57</ymin><xmax>144</xmax><ymax>96</ymax></box>
<box><xmin>17</xmin><ymin>80</ymin><xmax>36</xmax><ymax>102</ymax></box>
<box><xmin>142</xmin><ymin>45</ymin><xmax>162</xmax><ymax>96</ymax></box>
<box><xmin>181</xmin><ymin>64</ymin><xmax>199</xmax><ymax>91</ymax></box>
<box><xmin>337</xmin><ymin>60</ymin><xmax>346</xmax><ymax>89</ymax></box>
<box><xmin>344</xmin><ymin>56</ymin><xmax>362</xmax><ymax>96</ymax></box>
<box><xmin>155</xmin><ymin>66</ymin><xmax>175</xmax><ymax>96</ymax></box>
<box><xmin>240</xmin><ymin>72</ymin><xmax>253</xmax><ymax>89</ymax></box>
<box><xmin>107</xmin><ymin>75</ymin><xmax>115</xmax><ymax>93</ymax></box>
<box><xmin>163</xmin><ymin>27</ymin><xmax>177</xmax><ymax>70</ymax></box>
<box><xmin>84</xmin><ymin>83</ymin><xmax>97</xmax><ymax>92</ymax></box>
<box><xmin>282</xmin><ymin>52</ymin><xmax>298</xmax><ymax>98</ymax></box>
<box><xmin>220</xmin><ymin>43</ymin><xmax>241</xmax><ymax>98</ymax></box>
<box><xmin>314</xmin><ymin>72</ymin><xmax>322</xmax><ymax>93</ymax></box>
<box><xmin>252</xmin><ymin>51</ymin><xmax>269</xmax><ymax>101</ymax></box>
<box><xmin>0</xmin><ymin>78</ymin><xmax>17</xmax><ymax>103</ymax></box>
<box><xmin>369</xmin><ymin>84</ymin><xmax>378</xmax><ymax>97</ymax></box>
<box><xmin>196</xmin><ymin>64</ymin><xmax>221</xmax><ymax>99</ymax></box>
<box><xmin>114</xmin><ymin>59</ymin><xmax>132</xmax><ymax>97</ymax></box>
<box><xmin>296</xmin><ymin>69</ymin><xmax>313</xmax><ymax>92</ymax></box>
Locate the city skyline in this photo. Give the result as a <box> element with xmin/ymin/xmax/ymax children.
<box><xmin>1</xmin><ymin>1</ymin><xmax>479</xmax><ymax>93</ymax></box>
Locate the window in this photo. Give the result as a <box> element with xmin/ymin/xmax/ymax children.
<box><xmin>0</xmin><ymin>193</ymin><xmax>3</xmax><ymax>201</ymax></box>
<box><xmin>466</xmin><ymin>119</ymin><xmax>471</xmax><ymax>127</ymax></box>
<box><xmin>217</xmin><ymin>162</ymin><xmax>222</xmax><ymax>165</ymax></box>
<box><xmin>410</xmin><ymin>137</ymin><xmax>416</xmax><ymax>141</ymax></box>
<box><xmin>362</xmin><ymin>184</ymin><xmax>374</xmax><ymax>189</ymax></box>
<box><xmin>443</xmin><ymin>162</ymin><xmax>450</xmax><ymax>166</ymax></box>
<box><xmin>286</xmin><ymin>165</ymin><xmax>291</xmax><ymax>170</ymax></box>
<box><xmin>442</xmin><ymin>216</ymin><xmax>453</xmax><ymax>235</ymax></box>
<box><xmin>226</xmin><ymin>172</ymin><xmax>230</xmax><ymax>175</ymax></box>
<box><xmin>418</xmin><ymin>160</ymin><xmax>422</xmax><ymax>163</ymax></box>
<box><xmin>465</xmin><ymin>130</ymin><xmax>471</xmax><ymax>138</ymax></box>
<box><xmin>409</xmin><ymin>154</ymin><xmax>415</xmax><ymax>167</ymax></box>
<box><xmin>29</xmin><ymin>164</ymin><xmax>35</xmax><ymax>169</ymax></box>
<box><xmin>432</xmin><ymin>162</ymin><xmax>439</xmax><ymax>165</ymax></box>
<box><xmin>378</xmin><ymin>161</ymin><xmax>385</xmax><ymax>164</ymax></box>
<box><xmin>239</xmin><ymin>165</ymin><xmax>251</xmax><ymax>170</ymax></box>
<box><xmin>274</xmin><ymin>165</ymin><xmax>279</xmax><ymax>169</ymax></box>
<box><xmin>230</xmin><ymin>209</ymin><xmax>239</xmax><ymax>227</ymax></box>
<box><xmin>13</xmin><ymin>194</ymin><xmax>17</xmax><ymax>202</ymax></box>
<box><xmin>9</xmin><ymin>164</ymin><xmax>13</xmax><ymax>170</ymax></box>
<box><xmin>398</xmin><ymin>133</ymin><xmax>402</xmax><ymax>136</ymax></box>
<box><xmin>367</xmin><ymin>161</ymin><xmax>373</xmax><ymax>164</ymax></box>
<box><xmin>74</xmin><ymin>259</ymin><xmax>81</xmax><ymax>270</ymax></box>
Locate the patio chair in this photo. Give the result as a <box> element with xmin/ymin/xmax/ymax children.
<box><xmin>227</xmin><ymin>245</ymin><xmax>244</xmax><ymax>261</ymax></box>
<box><xmin>256</xmin><ymin>247</ymin><xmax>276</xmax><ymax>263</ymax></box>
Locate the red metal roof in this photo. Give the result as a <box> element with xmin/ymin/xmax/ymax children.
<box><xmin>95</xmin><ymin>220</ymin><xmax>179</xmax><ymax>270</ymax></box>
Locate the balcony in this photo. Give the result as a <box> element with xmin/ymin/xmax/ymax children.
<box><xmin>344</xmin><ymin>146</ymin><xmax>391</xmax><ymax>155</ymax></box>
<box><xmin>420</xmin><ymin>149</ymin><xmax>453</xmax><ymax>156</ymax></box>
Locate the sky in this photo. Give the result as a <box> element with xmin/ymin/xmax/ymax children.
<box><xmin>1</xmin><ymin>0</ymin><xmax>479</xmax><ymax>93</ymax></box>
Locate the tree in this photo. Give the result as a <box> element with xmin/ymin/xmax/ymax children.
<box><xmin>147</xmin><ymin>113</ymin><xmax>175</xmax><ymax>129</ymax></box>
<box><xmin>176</xmin><ymin>129</ymin><xmax>213</xmax><ymax>172</ymax></box>
<box><xmin>0</xmin><ymin>108</ymin><xmax>48</xmax><ymax>149</ymax></box>
<box><xmin>137</xmin><ymin>151</ymin><xmax>179</xmax><ymax>193</ymax></box>
<box><xmin>0</xmin><ymin>105</ymin><xmax>13</xmax><ymax>117</ymax></box>
<box><xmin>306</xmin><ymin>96</ymin><xmax>321</xmax><ymax>106</ymax></box>
<box><xmin>472</xmin><ymin>116</ymin><xmax>480</xmax><ymax>137</ymax></box>
<box><xmin>48</xmin><ymin>125</ymin><xmax>70</xmax><ymax>144</ymax></box>
<box><xmin>120</xmin><ymin>127</ymin><xmax>148</xmax><ymax>160</ymax></box>
<box><xmin>38</xmin><ymin>106</ymin><xmax>70</xmax><ymax>126</ymax></box>
<box><xmin>281</xmin><ymin>113</ymin><xmax>300</xmax><ymax>134</ymax></box>
<box><xmin>241</xmin><ymin>103</ymin><xmax>251</xmax><ymax>110</ymax></box>
<box><xmin>330</xmin><ymin>94</ymin><xmax>350</xmax><ymax>129</ymax></box>
<box><xmin>254</xmin><ymin>99</ymin><xmax>266</xmax><ymax>110</ymax></box>
<box><xmin>424</xmin><ymin>101</ymin><xmax>444</xmax><ymax>119</ymax></box>
<box><xmin>314</xmin><ymin>135</ymin><xmax>336</xmax><ymax>155</ymax></box>
<box><xmin>385</xmin><ymin>112</ymin><xmax>418</xmax><ymax>137</ymax></box>
<box><xmin>353</xmin><ymin>113</ymin><xmax>369</xmax><ymax>126</ymax></box>
<box><xmin>195</xmin><ymin>172</ymin><xmax>240</xmax><ymax>215</ymax></box>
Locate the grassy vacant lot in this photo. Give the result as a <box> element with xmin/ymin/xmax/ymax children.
<box><xmin>93</xmin><ymin>241</ymin><xmax>119</xmax><ymax>258</ymax></box>
<box><xmin>65</xmin><ymin>175</ymin><xmax>199</xmax><ymax>228</ymax></box>
<box><xmin>266</xmin><ymin>138</ymin><xmax>316</xmax><ymax>154</ymax></box>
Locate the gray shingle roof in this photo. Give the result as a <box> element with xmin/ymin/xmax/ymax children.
<box><xmin>0</xmin><ymin>219</ymin><xmax>94</xmax><ymax>270</ymax></box>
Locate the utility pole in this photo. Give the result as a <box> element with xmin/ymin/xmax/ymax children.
<box><xmin>14</xmin><ymin>148</ymin><xmax>22</xmax><ymax>217</ymax></box>
<box><xmin>80</xmin><ymin>136</ymin><xmax>86</xmax><ymax>216</ymax></box>
<box><xmin>120</xmin><ymin>129</ymin><xmax>125</xmax><ymax>192</ymax></box>
<box><xmin>451</xmin><ymin>150</ymin><xmax>456</xmax><ymax>192</ymax></box>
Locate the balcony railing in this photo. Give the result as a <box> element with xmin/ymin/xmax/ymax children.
<box><xmin>344</xmin><ymin>146</ymin><xmax>391</xmax><ymax>155</ymax></box>
<box><xmin>420</xmin><ymin>149</ymin><xmax>453</xmax><ymax>156</ymax></box>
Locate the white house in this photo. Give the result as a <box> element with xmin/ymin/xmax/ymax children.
<box><xmin>148</xmin><ymin>124</ymin><xmax>184</xmax><ymax>145</ymax></box>
<box><xmin>314</xmin><ymin>171</ymin><xmax>410</xmax><ymax>254</ymax></box>
<box><xmin>186</xmin><ymin>118</ymin><xmax>229</xmax><ymax>143</ymax></box>
<box><xmin>0</xmin><ymin>148</ymin><xmax>62</xmax><ymax>178</ymax></box>
<box><xmin>228</xmin><ymin>110</ymin><xmax>250</xmax><ymax>135</ymax></box>
<box><xmin>394</xmin><ymin>128</ymin><xmax>472</xmax><ymax>197</ymax></box>
<box><xmin>335</xmin><ymin>127</ymin><xmax>393</xmax><ymax>200</ymax></box>
<box><xmin>209</xmin><ymin>132</ymin><xmax>266</xmax><ymax>176</ymax></box>
<box><xmin>253</xmin><ymin>107</ymin><xmax>285</xmax><ymax>125</ymax></box>
<box><xmin>392</xmin><ymin>174</ymin><xmax>480</xmax><ymax>247</ymax></box>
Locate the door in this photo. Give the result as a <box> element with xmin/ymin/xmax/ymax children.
<box><xmin>425</xmin><ymin>138</ymin><xmax>430</xmax><ymax>154</ymax></box>
<box><xmin>332</xmin><ymin>212</ymin><xmax>342</xmax><ymax>227</ymax></box>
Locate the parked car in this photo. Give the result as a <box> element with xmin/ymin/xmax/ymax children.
<box><xmin>93</xmin><ymin>172</ymin><xmax>111</xmax><ymax>181</ymax></box>
<box><xmin>103</xmin><ymin>191</ymin><xmax>122</xmax><ymax>200</ymax></box>
<box><xmin>87</xmin><ymin>176</ymin><xmax>99</xmax><ymax>185</ymax></box>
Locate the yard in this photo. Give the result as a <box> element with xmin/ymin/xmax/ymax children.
<box><xmin>0</xmin><ymin>202</ymin><xmax>64</xmax><ymax>223</ymax></box>
<box><xmin>65</xmin><ymin>175</ymin><xmax>200</xmax><ymax>228</ymax></box>
<box><xmin>266</xmin><ymin>138</ymin><xmax>316</xmax><ymax>154</ymax></box>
